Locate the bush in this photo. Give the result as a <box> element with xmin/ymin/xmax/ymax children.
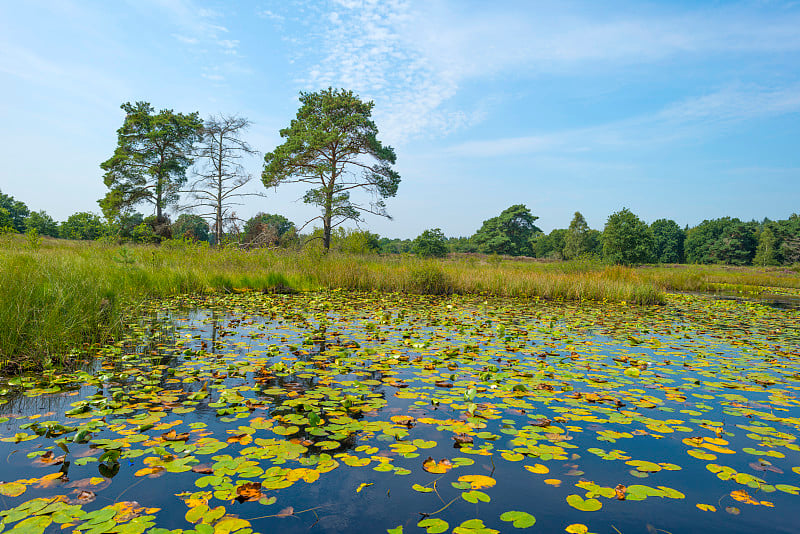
<box><xmin>407</xmin><ymin>263</ymin><xmax>453</xmax><ymax>295</ymax></box>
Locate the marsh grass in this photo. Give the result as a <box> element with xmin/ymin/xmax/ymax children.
<box><xmin>1</xmin><ymin>236</ymin><xmax>797</xmax><ymax>370</ymax></box>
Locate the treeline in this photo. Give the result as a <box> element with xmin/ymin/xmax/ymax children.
<box><xmin>4</xmin><ymin>187</ymin><xmax>798</xmax><ymax>267</ymax></box>
<box><xmin>382</xmin><ymin>205</ymin><xmax>800</xmax><ymax>267</ymax></box>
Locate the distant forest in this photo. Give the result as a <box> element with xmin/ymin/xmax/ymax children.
<box><xmin>2</xmin><ymin>189</ymin><xmax>798</xmax><ymax>267</ymax></box>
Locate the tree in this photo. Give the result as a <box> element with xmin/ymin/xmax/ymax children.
<box><xmin>60</xmin><ymin>212</ymin><xmax>106</xmax><ymax>240</ymax></box>
<box><xmin>172</xmin><ymin>213</ymin><xmax>210</xmax><ymax>242</ymax></box>
<box><xmin>709</xmin><ymin>221</ymin><xmax>756</xmax><ymax>265</ymax></box>
<box><xmin>472</xmin><ymin>205</ymin><xmax>541</xmax><ymax>256</ymax></box>
<box><xmin>0</xmin><ymin>208</ymin><xmax>13</xmax><ymax>232</ymax></box>
<box><xmin>533</xmin><ymin>228</ymin><xmax>567</xmax><ymax>259</ymax></box>
<box><xmin>262</xmin><ymin>88</ymin><xmax>400</xmax><ymax>251</ymax></box>
<box><xmin>778</xmin><ymin>214</ymin><xmax>800</xmax><ymax>264</ymax></box>
<box><xmin>563</xmin><ymin>211</ymin><xmax>592</xmax><ymax>260</ymax></box>
<box><xmin>24</xmin><ymin>211</ymin><xmax>59</xmax><ymax>237</ymax></box>
<box><xmin>685</xmin><ymin>218</ymin><xmax>730</xmax><ymax>264</ymax></box>
<box><xmin>602</xmin><ymin>208</ymin><xmax>655</xmax><ymax>265</ymax></box>
<box><xmin>183</xmin><ymin>114</ymin><xmax>259</xmax><ymax>245</ymax></box>
<box><xmin>243</xmin><ymin>213</ymin><xmax>296</xmax><ymax>247</ymax></box>
<box><xmin>100</xmin><ymin>101</ymin><xmax>202</xmax><ymax>231</ymax></box>
<box><xmin>0</xmin><ymin>189</ymin><xmax>30</xmax><ymax>232</ymax></box>
<box><xmin>412</xmin><ymin>228</ymin><xmax>449</xmax><ymax>257</ymax></box>
<box><xmin>650</xmin><ymin>219</ymin><xmax>685</xmax><ymax>263</ymax></box>
<box><xmin>685</xmin><ymin>217</ymin><xmax>756</xmax><ymax>265</ymax></box>
<box><xmin>754</xmin><ymin>226</ymin><xmax>778</xmax><ymax>266</ymax></box>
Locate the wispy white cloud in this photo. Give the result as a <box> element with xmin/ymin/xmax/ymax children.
<box><xmin>172</xmin><ymin>34</ymin><xmax>199</xmax><ymax>45</ymax></box>
<box><xmin>446</xmin><ymin>83</ymin><xmax>800</xmax><ymax>157</ymax></box>
<box><xmin>146</xmin><ymin>0</ymin><xmax>232</xmax><ymax>52</ymax></box>
<box><xmin>279</xmin><ymin>0</ymin><xmax>800</xmax><ymax>145</ymax></box>
<box><xmin>289</xmin><ymin>0</ymin><xmax>480</xmax><ymax>144</ymax></box>
<box><xmin>257</xmin><ymin>9</ymin><xmax>285</xmax><ymax>22</ymax></box>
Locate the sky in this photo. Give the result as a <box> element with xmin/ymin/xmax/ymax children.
<box><xmin>1</xmin><ymin>0</ymin><xmax>799</xmax><ymax>238</ymax></box>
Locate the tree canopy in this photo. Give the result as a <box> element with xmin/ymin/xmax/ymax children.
<box><xmin>685</xmin><ymin>217</ymin><xmax>757</xmax><ymax>265</ymax></box>
<box><xmin>173</xmin><ymin>214</ymin><xmax>210</xmax><ymax>242</ymax></box>
<box><xmin>651</xmin><ymin>219</ymin><xmax>685</xmax><ymax>263</ymax></box>
<box><xmin>60</xmin><ymin>212</ymin><xmax>105</xmax><ymax>241</ymax></box>
<box><xmin>472</xmin><ymin>205</ymin><xmax>541</xmax><ymax>256</ymax></box>
<box><xmin>563</xmin><ymin>211</ymin><xmax>592</xmax><ymax>260</ymax></box>
<box><xmin>603</xmin><ymin>208</ymin><xmax>654</xmax><ymax>265</ymax></box>
<box><xmin>100</xmin><ymin>101</ymin><xmax>202</xmax><ymax>227</ymax></box>
<box><xmin>412</xmin><ymin>228</ymin><xmax>448</xmax><ymax>257</ymax></box>
<box><xmin>262</xmin><ymin>88</ymin><xmax>400</xmax><ymax>250</ymax></box>
<box><xmin>25</xmin><ymin>211</ymin><xmax>59</xmax><ymax>237</ymax></box>
<box><xmin>0</xmin><ymin>190</ymin><xmax>30</xmax><ymax>233</ymax></box>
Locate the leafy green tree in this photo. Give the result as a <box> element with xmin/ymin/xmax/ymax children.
<box><xmin>262</xmin><ymin>88</ymin><xmax>400</xmax><ymax>251</ymax></box>
<box><xmin>763</xmin><ymin>214</ymin><xmax>800</xmax><ymax>265</ymax></box>
<box><xmin>709</xmin><ymin>221</ymin><xmax>757</xmax><ymax>265</ymax></box>
<box><xmin>685</xmin><ymin>218</ymin><xmax>729</xmax><ymax>264</ymax></box>
<box><xmin>650</xmin><ymin>219</ymin><xmax>685</xmax><ymax>263</ymax></box>
<box><xmin>412</xmin><ymin>228</ymin><xmax>448</xmax><ymax>257</ymax></box>
<box><xmin>116</xmin><ymin>212</ymin><xmax>145</xmax><ymax>240</ymax></box>
<box><xmin>378</xmin><ymin>237</ymin><xmax>413</xmax><ymax>254</ymax></box>
<box><xmin>172</xmin><ymin>214</ymin><xmax>210</xmax><ymax>242</ymax></box>
<box><xmin>0</xmin><ymin>207</ymin><xmax>13</xmax><ymax>233</ymax></box>
<box><xmin>0</xmin><ymin>190</ymin><xmax>30</xmax><ymax>232</ymax></box>
<box><xmin>602</xmin><ymin>208</ymin><xmax>655</xmax><ymax>265</ymax></box>
<box><xmin>60</xmin><ymin>212</ymin><xmax>106</xmax><ymax>240</ymax></box>
<box><xmin>563</xmin><ymin>212</ymin><xmax>592</xmax><ymax>260</ymax></box>
<box><xmin>472</xmin><ymin>205</ymin><xmax>541</xmax><ymax>256</ymax></box>
<box><xmin>24</xmin><ymin>211</ymin><xmax>58</xmax><ymax>238</ymax></box>
<box><xmin>586</xmin><ymin>229</ymin><xmax>603</xmax><ymax>257</ymax></box>
<box><xmin>100</xmin><ymin>101</ymin><xmax>203</xmax><ymax>229</ymax></box>
<box><xmin>685</xmin><ymin>217</ymin><xmax>756</xmax><ymax>265</ymax></box>
<box><xmin>754</xmin><ymin>226</ymin><xmax>778</xmax><ymax>266</ymax></box>
<box><xmin>131</xmin><ymin>222</ymin><xmax>157</xmax><ymax>243</ymax></box>
<box><xmin>532</xmin><ymin>229</ymin><xmax>566</xmax><ymax>259</ymax></box>
<box><xmin>445</xmin><ymin>236</ymin><xmax>477</xmax><ymax>254</ymax></box>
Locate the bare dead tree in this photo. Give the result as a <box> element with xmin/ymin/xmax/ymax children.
<box><xmin>182</xmin><ymin>114</ymin><xmax>261</xmax><ymax>245</ymax></box>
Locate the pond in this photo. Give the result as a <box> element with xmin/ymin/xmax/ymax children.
<box><xmin>0</xmin><ymin>291</ymin><xmax>798</xmax><ymax>534</ymax></box>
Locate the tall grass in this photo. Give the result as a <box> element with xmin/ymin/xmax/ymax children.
<box><xmin>1</xmin><ymin>236</ymin><xmax>796</xmax><ymax>371</ymax></box>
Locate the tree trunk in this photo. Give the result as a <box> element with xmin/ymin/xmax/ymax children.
<box><xmin>323</xmin><ymin>189</ymin><xmax>333</xmax><ymax>251</ymax></box>
<box><xmin>216</xmin><ymin>136</ymin><xmax>224</xmax><ymax>247</ymax></box>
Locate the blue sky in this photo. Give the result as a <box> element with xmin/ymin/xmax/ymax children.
<box><xmin>1</xmin><ymin>0</ymin><xmax>799</xmax><ymax>238</ymax></box>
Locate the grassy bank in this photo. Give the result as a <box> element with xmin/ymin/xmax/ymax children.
<box><xmin>1</xmin><ymin>236</ymin><xmax>798</xmax><ymax>371</ymax></box>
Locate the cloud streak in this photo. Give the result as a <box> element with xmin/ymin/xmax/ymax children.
<box><xmin>445</xmin><ymin>83</ymin><xmax>800</xmax><ymax>158</ymax></box>
<box><xmin>276</xmin><ymin>0</ymin><xmax>800</xmax><ymax>145</ymax></box>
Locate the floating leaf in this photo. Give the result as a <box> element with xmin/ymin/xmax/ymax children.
<box><xmin>0</xmin><ymin>482</ymin><xmax>26</xmax><ymax>497</ymax></box>
<box><xmin>458</xmin><ymin>475</ymin><xmax>496</xmax><ymax>490</ymax></box>
<box><xmin>462</xmin><ymin>490</ymin><xmax>490</xmax><ymax>503</ymax></box>
<box><xmin>422</xmin><ymin>457</ymin><xmax>453</xmax><ymax>474</ymax></box>
<box><xmin>566</xmin><ymin>495</ymin><xmax>602</xmax><ymax>512</ymax></box>
<box><xmin>500</xmin><ymin>511</ymin><xmax>536</xmax><ymax>528</ymax></box>
<box><xmin>417</xmin><ymin>518</ymin><xmax>449</xmax><ymax>534</ymax></box>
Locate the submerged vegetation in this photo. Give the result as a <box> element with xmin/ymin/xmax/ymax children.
<box><xmin>0</xmin><ymin>291</ymin><xmax>797</xmax><ymax>533</ymax></box>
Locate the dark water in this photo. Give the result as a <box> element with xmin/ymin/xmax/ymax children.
<box><xmin>0</xmin><ymin>292</ymin><xmax>798</xmax><ymax>534</ymax></box>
